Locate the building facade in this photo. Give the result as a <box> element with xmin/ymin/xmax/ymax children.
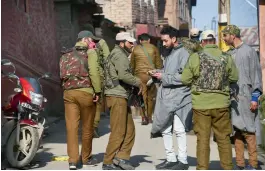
<box><xmin>157</xmin><ymin>0</ymin><xmax>196</xmax><ymax>36</ymax></box>
<box><xmin>96</xmin><ymin>0</ymin><xmax>196</xmax><ymax>40</ymax></box>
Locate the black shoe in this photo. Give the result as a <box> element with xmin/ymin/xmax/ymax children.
<box><xmin>155</xmin><ymin>160</ymin><xmax>177</xmax><ymax>170</ymax></box>
<box><xmin>102</xmin><ymin>164</ymin><xmax>121</xmax><ymax>170</ymax></box>
<box><xmin>93</xmin><ymin>127</ymin><xmax>100</xmax><ymax>138</ymax></box>
<box><xmin>171</xmin><ymin>161</ymin><xmax>189</xmax><ymax>170</ymax></box>
<box><xmin>83</xmin><ymin>157</ymin><xmax>99</xmax><ymax>166</ymax></box>
<box><xmin>244</xmin><ymin>165</ymin><xmax>256</xmax><ymax>170</ymax></box>
<box><xmin>148</xmin><ymin>117</ymin><xmax>153</xmax><ymax>124</ymax></box>
<box><xmin>69</xmin><ymin>163</ymin><xmax>77</xmax><ymax>170</ymax></box>
<box><xmin>234</xmin><ymin>165</ymin><xmax>245</xmax><ymax>170</ymax></box>
<box><xmin>141</xmin><ymin>117</ymin><xmax>149</xmax><ymax>125</ymax></box>
<box><xmin>113</xmin><ymin>157</ymin><xmax>135</xmax><ymax>170</ymax></box>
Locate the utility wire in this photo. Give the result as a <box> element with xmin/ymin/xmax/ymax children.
<box><xmin>244</xmin><ymin>0</ymin><xmax>257</xmax><ymax>9</ymax></box>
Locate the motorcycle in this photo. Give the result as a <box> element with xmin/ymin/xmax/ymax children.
<box><xmin>1</xmin><ymin>59</ymin><xmax>51</xmax><ymax>168</ymax></box>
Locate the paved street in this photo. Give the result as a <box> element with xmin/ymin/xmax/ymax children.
<box><xmin>3</xmin><ymin>116</ymin><xmax>265</xmax><ymax>170</ymax></box>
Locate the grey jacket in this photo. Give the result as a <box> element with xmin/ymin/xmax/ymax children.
<box><xmin>229</xmin><ymin>43</ymin><xmax>263</xmax><ymax>133</ymax></box>
<box><xmin>151</xmin><ymin>45</ymin><xmax>193</xmax><ymax>135</ymax></box>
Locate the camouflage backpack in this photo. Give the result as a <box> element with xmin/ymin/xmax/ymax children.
<box><xmin>194</xmin><ymin>52</ymin><xmax>229</xmax><ymax>92</ymax></box>
<box><xmin>59</xmin><ymin>47</ymin><xmax>91</xmax><ymax>90</ymax></box>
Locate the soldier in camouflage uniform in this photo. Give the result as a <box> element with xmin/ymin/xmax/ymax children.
<box><xmin>181</xmin><ymin>28</ymin><xmax>202</xmax><ymax>54</ymax></box>
<box><xmin>181</xmin><ymin>30</ymin><xmax>238</xmax><ymax>170</ymax></box>
<box><xmin>59</xmin><ymin>31</ymin><xmax>101</xmax><ymax>170</ymax></box>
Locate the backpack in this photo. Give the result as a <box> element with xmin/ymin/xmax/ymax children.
<box><xmin>194</xmin><ymin>52</ymin><xmax>229</xmax><ymax>92</ymax></box>
<box><xmin>102</xmin><ymin>52</ymin><xmax>120</xmax><ymax>89</ymax></box>
<box><xmin>59</xmin><ymin>47</ymin><xmax>91</xmax><ymax>90</ymax></box>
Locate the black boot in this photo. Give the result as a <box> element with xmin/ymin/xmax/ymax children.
<box><xmin>83</xmin><ymin>156</ymin><xmax>99</xmax><ymax>166</ymax></box>
<box><xmin>141</xmin><ymin>117</ymin><xmax>148</xmax><ymax>125</ymax></box>
<box><xmin>102</xmin><ymin>164</ymin><xmax>121</xmax><ymax>170</ymax></box>
<box><xmin>113</xmin><ymin>157</ymin><xmax>135</xmax><ymax>170</ymax></box>
<box><xmin>235</xmin><ymin>165</ymin><xmax>245</xmax><ymax>170</ymax></box>
<box><xmin>171</xmin><ymin>161</ymin><xmax>189</xmax><ymax>170</ymax></box>
<box><xmin>93</xmin><ymin>127</ymin><xmax>100</xmax><ymax>138</ymax></box>
<box><xmin>155</xmin><ymin>160</ymin><xmax>177</xmax><ymax>170</ymax></box>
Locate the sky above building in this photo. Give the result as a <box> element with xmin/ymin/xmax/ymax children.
<box><xmin>192</xmin><ymin>0</ymin><xmax>258</xmax><ymax>31</ymax></box>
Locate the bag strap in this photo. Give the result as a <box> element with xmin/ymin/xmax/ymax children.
<box><xmin>140</xmin><ymin>44</ymin><xmax>155</xmax><ymax>68</ymax></box>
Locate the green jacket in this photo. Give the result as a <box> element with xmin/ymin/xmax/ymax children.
<box><xmin>97</xmin><ymin>39</ymin><xmax>110</xmax><ymax>78</ymax></box>
<box><xmin>74</xmin><ymin>42</ymin><xmax>101</xmax><ymax>95</ymax></box>
<box><xmin>181</xmin><ymin>44</ymin><xmax>238</xmax><ymax>109</ymax></box>
<box><xmin>104</xmin><ymin>45</ymin><xmax>141</xmax><ymax>98</ymax></box>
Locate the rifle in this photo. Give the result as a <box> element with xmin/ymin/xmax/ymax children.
<box><xmin>230</xmin><ymin>88</ymin><xmax>239</xmax><ymax>102</ymax></box>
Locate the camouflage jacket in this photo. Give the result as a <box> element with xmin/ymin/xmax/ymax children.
<box><xmin>60</xmin><ymin>42</ymin><xmax>101</xmax><ymax>94</ymax></box>
<box><xmin>59</xmin><ymin>46</ymin><xmax>91</xmax><ymax>90</ymax></box>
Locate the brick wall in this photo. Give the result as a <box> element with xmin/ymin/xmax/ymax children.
<box><xmin>157</xmin><ymin>0</ymin><xmax>192</xmax><ymax>29</ymax></box>
<box><xmin>1</xmin><ymin>0</ymin><xmax>63</xmax><ymax>116</ymax></box>
<box><xmin>154</xmin><ymin>0</ymin><xmax>158</xmax><ymax>24</ymax></box>
<box><xmin>102</xmin><ymin>0</ymin><xmax>133</xmax><ymax>26</ymax></box>
<box><xmin>101</xmin><ymin>0</ymin><xmax>157</xmax><ymax>26</ymax></box>
<box><xmin>140</xmin><ymin>0</ymin><xmax>148</xmax><ymax>24</ymax></box>
<box><xmin>132</xmin><ymin>0</ymin><xmax>141</xmax><ymax>23</ymax></box>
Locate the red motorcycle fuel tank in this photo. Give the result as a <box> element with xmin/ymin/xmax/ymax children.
<box><xmin>2</xmin><ymin>77</ymin><xmax>42</xmax><ymax>113</ymax></box>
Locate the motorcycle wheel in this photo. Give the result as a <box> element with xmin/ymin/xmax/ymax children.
<box><xmin>6</xmin><ymin>125</ymin><xmax>39</xmax><ymax>168</ymax></box>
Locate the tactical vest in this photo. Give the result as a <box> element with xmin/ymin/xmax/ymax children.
<box><xmin>59</xmin><ymin>47</ymin><xmax>91</xmax><ymax>90</ymax></box>
<box><xmin>194</xmin><ymin>52</ymin><xmax>229</xmax><ymax>93</ymax></box>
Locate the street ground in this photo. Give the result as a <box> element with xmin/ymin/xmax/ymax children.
<box><xmin>2</xmin><ymin>116</ymin><xmax>265</xmax><ymax>170</ymax></box>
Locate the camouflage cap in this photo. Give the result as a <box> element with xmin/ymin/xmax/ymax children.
<box><xmin>222</xmin><ymin>25</ymin><xmax>241</xmax><ymax>37</ymax></box>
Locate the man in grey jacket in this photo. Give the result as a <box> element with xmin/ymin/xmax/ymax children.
<box><xmin>149</xmin><ymin>26</ymin><xmax>192</xmax><ymax>170</ymax></box>
<box><xmin>222</xmin><ymin>25</ymin><xmax>263</xmax><ymax>170</ymax></box>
